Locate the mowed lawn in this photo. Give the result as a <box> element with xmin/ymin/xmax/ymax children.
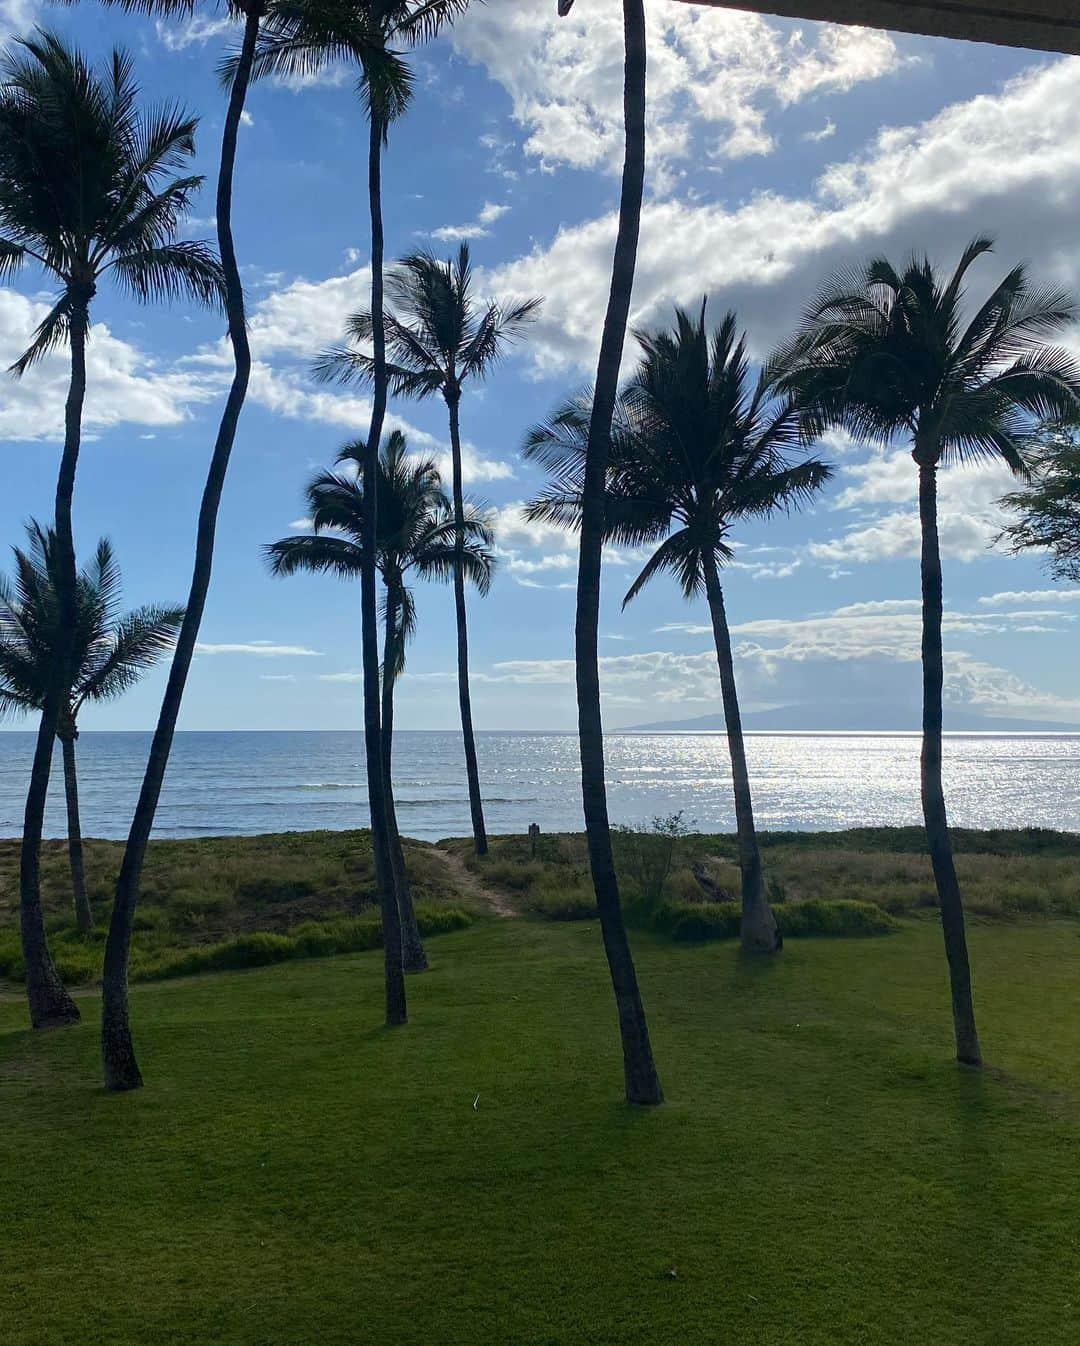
<box><xmin>2</xmin><ymin>917</ymin><xmax>1079</xmax><ymax>1346</ymax></box>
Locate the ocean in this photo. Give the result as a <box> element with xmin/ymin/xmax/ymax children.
<box><xmin>0</xmin><ymin>730</ymin><xmax>1078</xmax><ymax>841</ymax></box>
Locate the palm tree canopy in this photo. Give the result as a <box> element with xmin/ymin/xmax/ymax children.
<box><xmin>0</xmin><ymin>523</ymin><xmax>185</xmax><ymax>724</ymax></box>
<box><xmin>524</xmin><ymin>301</ymin><xmax>832</xmax><ymax>603</ymax></box>
<box><xmin>781</xmin><ymin>237</ymin><xmax>1080</xmax><ymax>469</ymax></box>
<box><xmin>0</xmin><ymin>29</ymin><xmax>224</xmax><ymax>372</ymax></box>
<box><xmin>227</xmin><ymin>0</ymin><xmax>472</xmax><ymax>131</ymax></box>
<box><xmin>313</xmin><ymin>242</ymin><xmax>542</xmax><ymax>399</ymax></box>
<box><xmin>265</xmin><ymin>430</ymin><xmax>496</xmax><ymax>675</ymax></box>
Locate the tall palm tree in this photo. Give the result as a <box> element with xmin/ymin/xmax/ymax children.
<box><xmin>0</xmin><ymin>525</ymin><xmax>183</xmax><ymax>933</ymax></box>
<box><xmin>95</xmin><ymin>0</ymin><xmax>436</xmax><ymax>1090</ymax></box>
<box><xmin>314</xmin><ymin>243</ymin><xmax>540</xmax><ymax>858</ymax></box>
<box><xmin>525</xmin><ymin>304</ymin><xmax>832</xmax><ymax>953</ymax></box>
<box><xmin>265</xmin><ymin>431</ymin><xmax>495</xmax><ymax>970</ymax></box>
<box><xmin>544</xmin><ymin>0</ymin><xmax>661</xmax><ymax>1105</ymax></box>
<box><xmin>238</xmin><ymin>0</ymin><xmax>471</xmax><ymax>1038</ymax></box>
<box><xmin>0</xmin><ymin>29</ymin><xmax>222</xmax><ymax>1030</ymax></box>
<box><xmin>783</xmin><ymin>238</ymin><xmax>1080</xmax><ymax>1066</ymax></box>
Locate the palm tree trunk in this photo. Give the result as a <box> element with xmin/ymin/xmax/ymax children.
<box><xmin>918</xmin><ymin>458</ymin><xmax>981</xmax><ymax>1066</ymax></box>
<box><xmin>382</xmin><ymin>585</ymin><xmax>428</xmax><ymax>973</ymax></box>
<box><xmin>702</xmin><ymin>556</ymin><xmax>778</xmax><ymax>953</ymax></box>
<box><xmin>60</xmin><ymin>729</ymin><xmax>93</xmax><ymax>934</ymax></box>
<box><xmin>100</xmin><ymin>4</ymin><xmax>262</xmax><ymax>1091</ymax></box>
<box><xmin>362</xmin><ymin>108</ymin><xmax>407</xmax><ymax>1027</ymax></box>
<box><xmin>444</xmin><ymin>391</ymin><xmax>488</xmax><ymax>857</ymax></box>
<box><xmin>19</xmin><ymin>297</ymin><xmax>90</xmax><ymax>1030</ymax></box>
<box><xmin>576</xmin><ymin>0</ymin><xmax>662</xmax><ymax>1107</ymax></box>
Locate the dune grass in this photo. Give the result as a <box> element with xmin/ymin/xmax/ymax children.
<box><xmin>0</xmin><ymin>830</ymin><xmax>477</xmax><ymax>986</ymax></box>
<box><xmin>447</xmin><ymin>826</ymin><xmax>1080</xmax><ymax>923</ymax></box>
<box><xmin>2</xmin><ymin>916</ymin><xmax>1079</xmax><ymax>1345</ymax></box>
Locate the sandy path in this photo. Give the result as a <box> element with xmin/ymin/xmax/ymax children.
<box><xmin>432</xmin><ymin>847</ymin><xmax>517</xmax><ymax>919</ymax></box>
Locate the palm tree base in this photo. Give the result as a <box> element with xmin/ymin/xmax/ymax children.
<box><xmin>102</xmin><ymin>1017</ymin><xmax>144</xmax><ymax>1092</ymax></box>
<box><xmin>740</xmin><ymin>902</ymin><xmax>781</xmax><ymax>955</ymax></box>
<box><xmin>28</xmin><ymin>984</ymin><xmax>81</xmax><ymax>1030</ymax></box>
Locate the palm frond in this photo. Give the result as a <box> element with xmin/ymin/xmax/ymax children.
<box><xmin>108</xmin><ymin>240</ymin><xmax>225</xmax><ymax>308</ymax></box>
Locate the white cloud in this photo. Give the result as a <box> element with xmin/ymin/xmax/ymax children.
<box><xmin>804</xmin><ymin>118</ymin><xmax>837</xmax><ymax>142</ymax></box>
<box><xmin>260</xmin><ymin>674</ymin><xmax>297</xmax><ymax>682</ymax></box>
<box><xmin>429</xmin><ymin>202</ymin><xmax>511</xmax><ymax>242</ymax></box>
<box><xmin>482</xmin><ymin>57</ymin><xmax>1080</xmax><ymax>378</ymax></box>
<box><xmin>468</xmin><ymin>597</ymin><xmax>1080</xmax><ymax>723</ymax></box>
<box><xmin>0</xmin><ymin>290</ymin><xmax>220</xmax><ymax>441</ymax></box>
<box><xmin>979</xmin><ymin>588</ymin><xmax>1080</xmax><ymax>606</ymax></box>
<box><xmin>453</xmin><ymin>1</ymin><xmax>902</xmax><ymax>185</ymax></box>
<box><xmin>155</xmin><ymin>15</ymin><xmax>236</xmax><ymax>52</ymax></box>
<box><xmin>195</xmin><ymin>641</ymin><xmax>322</xmax><ymax>657</ymax></box>
<box><xmin>808</xmin><ymin>453</ymin><xmax>1024</xmax><ymax>565</ymax></box>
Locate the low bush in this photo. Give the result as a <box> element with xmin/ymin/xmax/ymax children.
<box><xmin>529</xmin><ymin>890</ymin><xmax>598</xmax><ymax>921</ymax></box>
<box><xmin>657</xmin><ymin>898</ymin><xmax>897</xmax><ymax>943</ymax></box>
<box><xmin>477</xmin><ymin>859</ymin><xmax>545</xmax><ymax>892</ymax></box>
<box><xmin>131</xmin><ymin>904</ymin><xmax>472</xmax><ymax>982</ymax></box>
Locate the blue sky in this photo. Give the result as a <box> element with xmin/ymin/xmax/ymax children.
<box><xmin>1</xmin><ymin>0</ymin><xmax>1079</xmax><ymax>731</ymax></box>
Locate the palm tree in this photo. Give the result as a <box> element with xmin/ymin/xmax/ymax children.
<box><xmin>0</xmin><ymin>29</ymin><xmax>221</xmax><ymax>1030</ymax></box>
<box><xmin>0</xmin><ymin>525</ymin><xmax>183</xmax><ymax>933</ymax></box>
<box><xmin>541</xmin><ymin>0</ymin><xmax>661</xmax><ymax>1105</ymax></box>
<box><xmin>265</xmin><ymin>431</ymin><xmax>495</xmax><ymax>970</ymax></box>
<box><xmin>314</xmin><ymin>243</ymin><xmax>540</xmax><ymax>858</ymax></box>
<box><xmin>783</xmin><ymin>238</ymin><xmax>1080</xmax><ymax>1066</ymax></box>
<box><xmin>95</xmin><ymin>1</ymin><xmax>439</xmax><ymax>1091</ymax></box>
<box><xmin>237</xmin><ymin>0</ymin><xmax>471</xmax><ymax>1038</ymax></box>
<box><xmin>525</xmin><ymin>304</ymin><xmax>832</xmax><ymax>953</ymax></box>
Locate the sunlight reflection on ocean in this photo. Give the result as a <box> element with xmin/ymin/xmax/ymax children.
<box><xmin>0</xmin><ymin>730</ymin><xmax>1077</xmax><ymax>840</ymax></box>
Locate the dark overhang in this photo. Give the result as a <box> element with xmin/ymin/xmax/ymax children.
<box><xmin>674</xmin><ymin>1</ymin><xmax>1080</xmax><ymax>56</ymax></box>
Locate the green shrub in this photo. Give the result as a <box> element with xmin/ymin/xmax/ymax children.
<box><xmin>234</xmin><ymin>876</ymin><xmax>317</xmax><ymax>904</ymax></box>
<box><xmin>530</xmin><ymin>890</ymin><xmax>598</xmax><ymax>921</ymax></box>
<box><xmin>656</xmin><ymin>898</ymin><xmax>897</xmax><ymax>943</ymax></box>
<box><xmin>131</xmin><ymin>905</ymin><xmax>472</xmax><ymax>982</ymax></box>
<box><xmin>477</xmin><ymin>859</ymin><xmax>544</xmax><ymax>892</ymax></box>
<box><xmin>777</xmin><ymin>899</ymin><xmax>898</xmax><ymax>938</ymax></box>
<box><xmin>660</xmin><ymin>903</ymin><xmax>741</xmax><ymax>943</ymax></box>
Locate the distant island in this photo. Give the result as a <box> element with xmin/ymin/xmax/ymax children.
<box><xmin>626</xmin><ymin>704</ymin><xmax>1080</xmax><ymax>733</ymax></box>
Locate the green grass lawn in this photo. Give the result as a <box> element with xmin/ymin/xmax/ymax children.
<box><xmin>3</xmin><ymin>915</ymin><xmax>1079</xmax><ymax>1345</ymax></box>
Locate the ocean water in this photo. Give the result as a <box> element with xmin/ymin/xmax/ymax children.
<box><xmin>0</xmin><ymin>730</ymin><xmax>1077</xmax><ymax>841</ymax></box>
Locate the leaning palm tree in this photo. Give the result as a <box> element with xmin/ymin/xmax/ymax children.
<box><xmin>0</xmin><ymin>29</ymin><xmax>222</xmax><ymax>1030</ymax></box>
<box><xmin>783</xmin><ymin>238</ymin><xmax>1080</xmax><ymax>1066</ymax></box>
<box><xmin>0</xmin><ymin>525</ymin><xmax>183</xmax><ymax>933</ymax></box>
<box><xmin>265</xmin><ymin>431</ymin><xmax>495</xmax><ymax>970</ymax></box>
<box><xmin>314</xmin><ymin>243</ymin><xmax>540</xmax><ymax>858</ymax></box>
<box><xmin>546</xmin><ymin>0</ymin><xmax>661</xmax><ymax>1105</ymax></box>
<box><xmin>96</xmin><ymin>2</ymin><xmax>446</xmax><ymax>1090</ymax></box>
<box><xmin>526</xmin><ymin>304</ymin><xmax>832</xmax><ymax>953</ymax></box>
<box><xmin>235</xmin><ymin>0</ymin><xmax>471</xmax><ymax>1040</ymax></box>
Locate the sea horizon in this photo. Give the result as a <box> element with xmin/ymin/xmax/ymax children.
<box><xmin>1</xmin><ymin>729</ymin><xmax>1077</xmax><ymax>841</ymax></box>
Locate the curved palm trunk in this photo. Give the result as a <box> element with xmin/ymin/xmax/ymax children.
<box><xmin>444</xmin><ymin>392</ymin><xmax>488</xmax><ymax>856</ymax></box>
<box><xmin>60</xmin><ymin>729</ymin><xmax>93</xmax><ymax>934</ymax></box>
<box><xmin>363</xmin><ymin>109</ymin><xmax>407</xmax><ymax>1027</ymax></box>
<box><xmin>577</xmin><ymin>0</ymin><xmax>662</xmax><ymax>1106</ymax></box>
<box><xmin>702</xmin><ymin>557</ymin><xmax>778</xmax><ymax>953</ymax></box>
<box><xmin>19</xmin><ymin>298</ymin><xmax>89</xmax><ymax>1030</ymax></box>
<box><xmin>101</xmin><ymin>5</ymin><xmax>262</xmax><ymax>1091</ymax></box>
<box><xmin>382</xmin><ymin>586</ymin><xmax>428</xmax><ymax>973</ymax></box>
<box><xmin>918</xmin><ymin>459</ymin><xmax>981</xmax><ymax>1066</ymax></box>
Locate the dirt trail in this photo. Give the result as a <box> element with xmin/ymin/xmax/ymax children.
<box><xmin>433</xmin><ymin>847</ymin><xmax>517</xmax><ymax>919</ymax></box>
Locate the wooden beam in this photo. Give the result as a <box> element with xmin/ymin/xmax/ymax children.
<box><xmin>672</xmin><ymin>0</ymin><xmax>1080</xmax><ymax>56</ymax></box>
